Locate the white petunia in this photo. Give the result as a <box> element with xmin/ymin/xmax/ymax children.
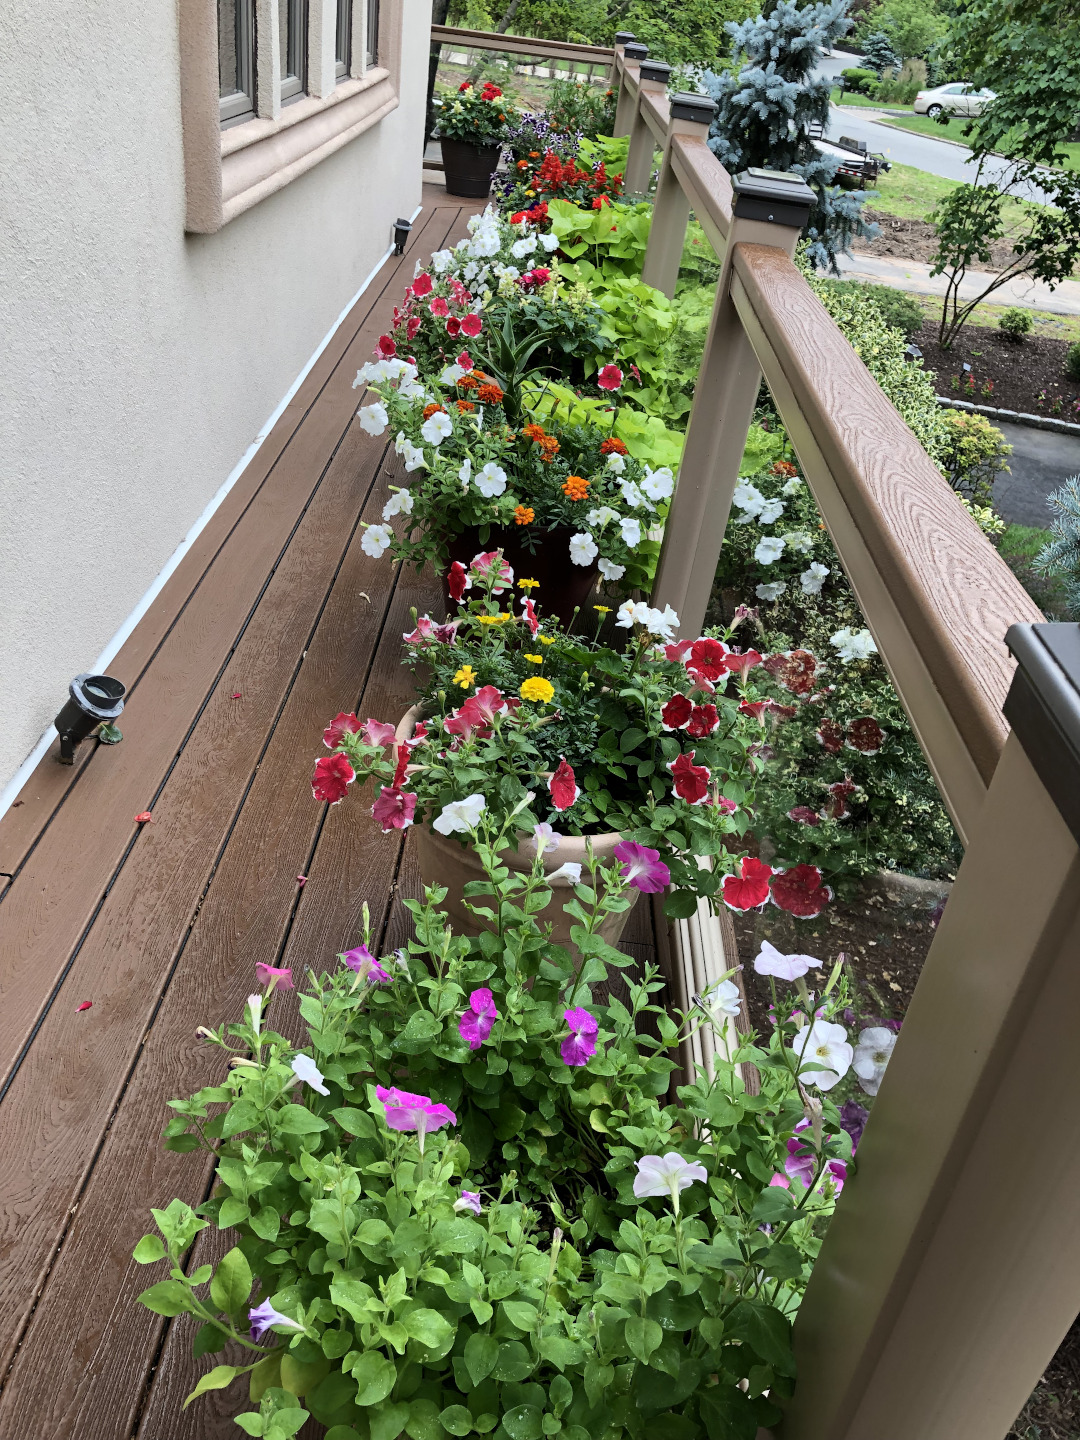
<box><xmin>782</xmin><ymin>477</ymin><xmax>803</xmax><ymax>495</ymax></box>
<box><xmin>362</xmin><ymin>524</ymin><xmax>393</xmax><ymax>558</ymax></box>
<box><xmin>695</xmin><ymin>978</ymin><xmax>742</xmax><ymax>1029</ymax></box>
<box><xmin>357</xmin><ymin>402</ymin><xmax>389</xmax><ymax>436</ymax></box>
<box><xmin>619</xmin><ymin>479</ymin><xmax>649</xmax><ymax>510</ymax></box>
<box><xmin>569</xmin><ymin>532</ymin><xmax>598</xmax><ymax>566</ymax></box>
<box><xmin>641</xmin><ymin>466</ymin><xmax>675</xmax><ymax>503</ymax></box>
<box><xmin>471</xmin><ymin>230</ymin><xmax>502</xmax><ymax>258</ymax></box>
<box><xmin>791</xmin><ymin>1020</ymin><xmax>853</xmax><ymax>1091</ymax></box>
<box><xmin>800</xmin><ymin>562</ymin><xmax>831</xmax><ymax>594</ymax></box>
<box><xmin>633</xmin><ymin>1153</ymin><xmax>708</xmax><ymax>1211</ymax></box>
<box><xmin>546</xmin><ymin>861</ymin><xmax>583</xmax><ymax>885</ymax></box>
<box><xmin>291</xmin><ymin>1053</ymin><xmax>330</xmax><ymax>1096</ymax></box>
<box><xmin>754</xmin><ymin>536</ymin><xmax>786</xmax><ymax>565</ymax></box>
<box><xmin>382</xmin><ymin>488</ymin><xmax>414</xmax><ymax>520</ymax></box>
<box><xmin>619</xmin><ymin>517</ymin><xmax>642</xmax><ymax>548</ymax></box>
<box><xmin>597</xmin><ymin>557</ymin><xmax>625</xmax><ymax>581</ymax></box>
<box><xmin>539</xmin><ymin>232</ymin><xmax>560</xmax><ymax>252</ymax></box>
<box><xmin>441</xmin><ymin>362</ymin><xmax>467</xmax><ymax>385</ymax></box>
<box><xmin>758</xmin><ymin>498</ymin><xmax>786</xmax><ymax>524</ymax></box>
<box><xmin>616</xmin><ymin>599</ymin><xmax>650</xmax><ymax>628</ymax></box>
<box><xmin>421</xmin><ymin>410</ymin><xmax>453</xmax><ymax>446</ymax></box>
<box><xmin>587</xmin><ymin>506</ymin><xmax>619</xmax><ymax>528</ymax></box>
<box><xmin>782</xmin><ymin>530</ymin><xmax>815</xmax><ymax>554</ymax></box>
<box><xmin>732</xmin><ymin>481</ymin><xmax>766</xmax><ymax>520</ymax></box>
<box><xmin>430</xmin><ymin>248</ymin><xmax>454</xmax><ymax>272</ymax></box>
<box><xmin>830</xmin><ymin>627</ymin><xmax>878</xmax><ymax>663</ymax></box>
<box><xmin>463</xmin><ymin>261</ymin><xmax>480</xmax><ymax>282</ymax></box>
<box><xmin>400</xmin><ymin>440</ymin><xmax>427</xmax><ymax>472</ymax></box>
<box><xmin>475</xmin><ymin>462</ymin><xmax>507</xmax><ymax>498</ymax></box>
<box><xmin>606</xmin><ymin>452</ymin><xmax>627</xmax><ymax>474</ymax></box>
<box><xmin>458</xmin><ymin>457</ymin><xmax>472</xmax><ymax>491</ymax></box>
<box><xmin>753</xmin><ymin>939</ymin><xmax>818</xmax><ymax>980</ymax></box>
<box><xmin>247</xmin><ymin>993</ymin><xmax>262</xmax><ymax>1034</ymax></box>
<box><xmin>511</xmin><ymin>234</ymin><xmax>538</xmax><ymax>259</ymax></box>
<box><xmin>756</xmin><ymin>581</ymin><xmax>786</xmax><ymax>601</ymax></box>
<box><xmin>853</xmin><ymin>1026</ymin><xmax>897</xmax><ymax>1096</ymax></box>
<box><xmin>432</xmin><ymin>793</ymin><xmax>487</xmax><ymax>835</ymax></box>
<box><xmin>644</xmin><ymin>604</ymin><xmax>679</xmax><ymax>642</ymax></box>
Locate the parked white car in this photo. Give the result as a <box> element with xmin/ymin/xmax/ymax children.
<box><xmin>913</xmin><ymin>83</ymin><xmax>996</xmax><ymax>117</ymax></box>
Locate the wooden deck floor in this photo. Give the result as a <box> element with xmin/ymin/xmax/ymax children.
<box><xmin>0</xmin><ymin>183</ymin><xmax>657</xmax><ymax>1438</ymax></box>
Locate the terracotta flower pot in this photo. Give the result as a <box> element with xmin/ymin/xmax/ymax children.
<box><xmin>443</xmin><ymin>525</ymin><xmax>598</xmax><ymax>628</ymax></box>
<box><xmin>440</xmin><ymin>138</ymin><xmax>502</xmax><ymax>198</ymax></box>
<box><xmin>395</xmin><ymin>705</ymin><xmax>638</xmax><ymax>950</ymax></box>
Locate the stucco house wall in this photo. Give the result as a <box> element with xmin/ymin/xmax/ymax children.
<box><xmin>0</xmin><ymin>0</ymin><xmax>430</xmax><ymax>792</ymax></box>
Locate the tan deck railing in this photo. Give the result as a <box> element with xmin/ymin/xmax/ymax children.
<box><xmin>433</xmin><ymin>26</ymin><xmax>1080</xmax><ymax>1440</ymax></box>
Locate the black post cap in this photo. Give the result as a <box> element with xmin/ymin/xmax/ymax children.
<box><xmin>669</xmin><ymin>92</ymin><xmax>718</xmax><ymax>124</ymax></box>
<box><xmin>1005</xmin><ymin>623</ymin><xmax>1080</xmax><ymax>845</ymax></box>
<box><xmin>639</xmin><ymin>59</ymin><xmax>672</xmax><ymax>84</ymax></box>
<box><xmin>732</xmin><ymin>168</ymin><xmax>815</xmax><ymax>228</ymax></box>
<box><xmin>614</xmin><ymin>31</ymin><xmax>635</xmax><ymax>45</ymax></box>
<box><xmin>623</xmin><ymin>41</ymin><xmax>649</xmax><ymax>61</ymax></box>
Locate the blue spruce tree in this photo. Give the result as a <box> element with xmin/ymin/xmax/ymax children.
<box><xmin>702</xmin><ymin>0</ymin><xmax>877</xmax><ymax>272</ymax></box>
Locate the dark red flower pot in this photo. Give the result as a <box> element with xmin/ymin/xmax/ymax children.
<box><xmin>442</xmin><ymin>526</ymin><xmax>598</xmax><ymax>628</ymax></box>
<box><xmin>440</xmin><ymin>138</ymin><xmax>502</xmax><ymax>198</ymax></box>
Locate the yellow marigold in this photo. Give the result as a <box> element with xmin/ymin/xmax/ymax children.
<box><xmin>538</xmin><ymin>634</ymin><xmax>555</xmax><ymax>644</ymax></box>
<box><xmin>562</xmin><ymin>475</ymin><xmax>589</xmax><ymax>500</ymax></box>
<box><xmin>453</xmin><ymin>665</ymin><xmax>477</xmax><ymax>689</ymax></box>
<box><xmin>520</xmin><ymin>676</ymin><xmax>555</xmax><ymax>703</ymax></box>
<box><xmin>477</xmin><ymin>613</ymin><xmax>511</xmax><ymax>625</ymax></box>
<box><xmin>514</xmin><ymin>505</ymin><xmax>535</xmax><ymax>525</ymax></box>
<box><xmin>524</xmin><ymin>653</ymin><xmax>543</xmax><ymax>664</ymax></box>
<box><xmin>518</xmin><ymin>577</ymin><xmax>539</xmax><ymax>589</ymax></box>
<box><xmin>594</xmin><ymin>605</ymin><xmax>612</xmax><ymax>614</ymax></box>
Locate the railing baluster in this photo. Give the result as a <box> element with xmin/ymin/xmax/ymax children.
<box><xmin>611</xmin><ymin>34</ymin><xmax>638</xmax><ymax>137</ymax></box>
<box><xmin>622</xmin><ymin>53</ymin><xmax>666</xmax><ymax>197</ymax></box>
<box><xmin>640</xmin><ymin>93</ymin><xmax>718</xmax><ymax>298</ymax></box>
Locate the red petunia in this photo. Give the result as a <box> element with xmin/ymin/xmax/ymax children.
<box><xmin>661</xmin><ymin>693</ymin><xmax>693</xmax><ymax>731</ymax></box>
<box><xmin>411</xmin><ymin>272</ymin><xmax>433</xmax><ymax>298</ymax></box>
<box><xmin>687</xmin><ymin>703</ymin><xmax>720</xmax><ymax>738</ymax></box>
<box><xmin>664</xmin><ymin>639</ymin><xmax>694</xmax><ymax>663</ymax></box>
<box><xmin>429</xmin><ymin>296</ymin><xmax>449</xmax><ymax>318</ymax></box>
<box><xmin>846</xmin><ymin>716</ymin><xmax>885</xmax><ymax>755</ymax></box>
<box><xmin>822</xmin><ymin>779</ymin><xmax>857</xmax><ymax>820</ymax></box>
<box><xmin>391</xmin><ymin>743</ymin><xmax>412</xmax><ymax>789</ymax></box>
<box><xmin>597</xmin><ymin>364</ymin><xmax>623</xmax><ymax>391</ymax></box>
<box><xmin>816</xmin><ymin>718</ymin><xmax>844</xmax><ymax>754</ymax></box>
<box><xmin>723</xmin><ymin>648</ymin><xmax>764</xmax><ymax>681</ymax></box>
<box><xmin>406</xmin><ymin>315</ymin><xmax>422</xmax><ymax>340</ymax></box>
<box><xmin>371</xmin><ymin>787</ymin><xmax>417</xmax><ymax>832</ymax></box>
<box><xmin>313</xmin><ymin>752</ymin><xmax>355</xmax><ymax>805</ymax></box>
<box><xmin>447</xmin><ymin>561</ymin><xmax>471</xmax><ymax>603</ymax></box>
<box><xmin>323</xmin><ymin>711</ymin><xmax>363</xmax><ymax>749</ymax></box>
<box><xmin>721</xmin><ymin>856</ymin><xmax>774</xmax><ymax>911</ymax></box>
<box><xmin>462</xmin><ymin>685</ymin><xmax>507</xmax><ymax>727</ymax></box>
<box><xmin>460</xmin><ymin>313</ymin><xmax>483</xmax><ymax>338</ymax></box>
<box><xmin>521</xmin><ymin>596</ymin><xmax>539</xmax><ymax>637</ymax></box>
<box><xmin>763</xmin><ymin>648</ymin><xmax>818</xmax><ymax>697</ymax></box>
<box><xmin>445</xmin><ymin>316</ymin><xmax>461</xmax><ymax>338</ymax></box>
<box><xmin>668</xmin><ymin>751</ymin><xmax>710</xmax><ymax>805</ymax></box>
<box><xmin>687</xmin><ymin>638</ymin><xmax>729</xmax><ymax>684</ymax></box>
<box><xmin>788</xmin><ymin>806</ymin><xmax>821</xmax><ymax>826</ymax></box>
<box><xmin>376</xmin><ymin>334</ymin><xmax>396</xmax><ymax>358</ymax></box>
<box><xmin>738</xmin><ymin>699</ymin><xmax>771</xmax><ymax>726</ymax></box>
<box><xmin>361</xmin><ymin>718</ymin><xmax>397</xmax><ymax>749</ymax></box>
<box><xmin>771</xmin><ymin>863</ymin><xmax>832</xmax><ymax>918</ymax></box>
<box><xmin>444</xmin><ymin>710</ymin><xmax>492</xmax><ymax>745</ymax></box>
<box><xmin>456</xmin><ymin>349</ymin><xmax>473</xmax><ymax>370</ymax></box>
<box><xmin>549</xmin><ymin>757</ymin><xmax>580</xmax><ymax>812</ymax></box>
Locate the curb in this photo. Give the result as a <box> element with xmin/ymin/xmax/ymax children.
<box><xmin>871</xmin><ymin>117</ymin><xmax>975</xmax><ymax>154</ymax></box>
<box><xmin>936</xmin><ymin>395</ymin><xmax>1080</xmax><ymax>436</ymax></box>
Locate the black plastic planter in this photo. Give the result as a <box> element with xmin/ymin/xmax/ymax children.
<box><xmin>440</xmin><ymin>138</ymin><xmax>501</xmax><ymax>199</ymax></box>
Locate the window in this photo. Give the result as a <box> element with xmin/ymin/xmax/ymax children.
<box><xmin>219</xmin><ymin>0</ymin><xmax>256</xmax><ymax>126</ymax></box>
<box><xmin>335</xmin><ymin>0</ymin><xmax>352</xmax><ymax>79</ymax></box>
<box><xmin>279</xmin><ymin>0</ymin><xmax>308</xmax><ymax>103</ymax></box>
<box><xmin>366</xmin><ymin>0</ymin><xmax>380</xmax><ymax>67</ymax></box>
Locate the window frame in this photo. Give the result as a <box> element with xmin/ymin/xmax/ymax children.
<box><xmin>335</xmin><ymin>0</ymin><xmax>353</xmax><ymax>80</ymax></box>
<box><xmin>366</xmin><ymin>0</ymin><xmax>380</xmax><ymax>68</ymax></box>
<box><xmin>219</xmin><ymin>0</ymin><xmax>257</xmax><ymax>127</ymax></box>
<box><xmin>279</xmin><ymin>0</ymin><xmax>308</xmax><ymax>104</ymax></box>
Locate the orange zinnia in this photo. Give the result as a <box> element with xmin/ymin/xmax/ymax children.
<box><xmin>422</xmin><ymin>402</ymin><xmax>445</xmax><ymax>419</ymax></box>
<box><xmin>523</xmin><ymin>422</ymin><xmax>547</xmax><ymax>442</ymax></box>
<box><xmin>477</xmin><ymin>383</ymin><xmax>505</xmax><ymax>404</ymax></box>
<box><xmin>514</xmin><ymin>505</ymin><xmax>535</xmax><ymax>525</ymax></box>
<box><xmin>562</xmin><ymin>475</ymin><xmax>589</xmax><ymax>500</ymax></box>
<box><xmin>456</xmin><ymin>399</ymin><xmax>476</xmax><ymax>413</ymax></box>
<box><xmin>600</xmin><ymin>436</ymin><xmax>628</xmax><ymax>455</ymax></box>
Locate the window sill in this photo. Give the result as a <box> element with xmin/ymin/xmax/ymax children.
<box><xmin>218</xmin><ymin>68</ymin><xmax>397</xmax><ymax>224</ymax></box>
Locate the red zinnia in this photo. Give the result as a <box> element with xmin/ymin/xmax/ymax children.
<box><xmin>323</xmin><ymin>711</ymin><xmax>363</xmax><ymax>749</ymax></box>
<box><xmin>460</xmin><ymin>313</ymin><xmax>483</xmax><ymax>338</ymax></box>
<box><xmin>411</xmin><ymin>273</ymin><xmax>433</xmax><ymax>298</ymax></box>
<box><xmin>549</xmin><ymin>757</ymin><xmax>579</xmax><ymax>812</ymax></box>
<box><xmin>771</xmin><ymin>864</ymin><xmax>832</xmax><ymax>918</ymax></box>
<box><xmin>687</xmin><ymin>638</ymin><xmax>729</xmax><ymax>684</ymax></box>
<box><xmin>376</xmin><ymin>334</ymin><xmax>396</xmax><ymax>358</ymax></box>
<box><xmin>668</xmin><ymin>751</ymin><xmax>710</xmax><ymax>805</ymax></box>
<box><xmin>661</xmin><ymin>694</ymin><xmax>693</xmax><ymax>731</ymax></box>
<box><xmin>597</xmin><ymin>364</ymin><xmax>623</xmax><ymax>391</ymax></box>
<box><xmin>686</xmin><ymin>704</ymin><xmax>720</xmax><ymax>738</ymax></box>
<box><xmin>312</xmin><ymin>752</ymin><xmax>355</xmax><ymax>805</ymax></box>
<box><xmin>721</xmin><ymin>856</ymin><xmax>774</xmax><ymax>912</ymax></box>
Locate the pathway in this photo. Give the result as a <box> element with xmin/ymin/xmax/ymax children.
<box><xmin>993</xmin><ymin>421</ymin><xmax>1080</xmax><ymax>527</ymax></box>
<box><xmin>834</xmin><ymin>249</ymin><xmax>1080</xmax><ymax>317</ymax></box>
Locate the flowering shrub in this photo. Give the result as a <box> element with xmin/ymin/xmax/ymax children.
<box><xmin>436</xmin><ymin>81</ymin><xmax>516</xmax><ymax>148</ymax></box>
<box><xmin>500</xmin><ymin>137</ymin><xmax>628</xmax><ymax>215</ymax></box>
<box><xmin>134</xmin><ymin>840</ymin><xmax>856</xmax><ymax>1436</ymax></box>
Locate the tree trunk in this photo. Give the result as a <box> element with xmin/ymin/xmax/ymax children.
<box><xmin>424</xmin><ymin>0</ymin><xmax>451</xmax><ymax>153</ymax></box>
<box><xmin>464</xmin><ymin>0</ymin><xmax>525</xmax><ymax>87</ymax></box>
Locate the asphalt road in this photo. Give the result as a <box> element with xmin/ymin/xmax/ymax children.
<box><xmin>992</xmin><ymin>422</ymin><xmax>1080</xmax><ymax>528</ymax></box>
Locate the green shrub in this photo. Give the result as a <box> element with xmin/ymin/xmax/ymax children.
<box><xmin>938</xmin><ymin>411</ymin><xmax>1012</xmax><ymax>505</ymax></box>
<box><xmin>998</xmin><ymin>307</ymin><xmax>1033</xmax><ymax>340</ymax></box>
<box><xmin>841</xmin><ymin>66</ymin><xmax>878</xmax><ymax>94</ymax></box>
<box><xmin>812</xmin><ymin>278</ymin><xmax>924</xmax><ymax>340</ymax></box>
<box><xmin>1065</xmin><ymin>342</ymin><xmax>1080</xmax><ymax>382</ymax></box>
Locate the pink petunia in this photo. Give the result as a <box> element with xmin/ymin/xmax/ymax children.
<box><xmin>375</xmin><ymin>1085</ymin><xmax>456</xmax><ymax>1153</ymax></box>
<box><xmin>613</xmin><ymin>841</ymin><xmax>670</xmax><ymax>894</ymax></box>
<box><xmin>376</xmin><ymin>334</ymin><xmax>396</xmax><ymax>358</ymax></box>
<box><xmin>788</xmin><ymin>805</ymin><xmax>821</xmax><ymax>827</ymax></box>
<box><xmin>411</xmin><ymin>273</ymin><xmax>433</xmax><ymax>298</ymax></box>
<box><xmin>469</xmin><ymin>550</ymin><xmax>514</xmax><ymax>594</ymax></box>
<box><xmin>460</xmin><ymin>313</ymin><xmax>483</xmax><ymax>338</ymax></box>
<box><xmin>371</xmin><ymin>786</ymin><xmax>417</xmax><ymax>832</ymax></box>
<box><xmin>429</xmin><ymin>296</ymin><xmax>450</xmax><ymax>318</ymax></box>
<box><xmin>738</xmin><ymin>699</ymin><xmax>771</xmax><ymax>726</ymax></box>
<box><xmin>342</xmin><ymin>943</ymin><xmax>391</xmax><ymax>982</ymax></box>
<box><xmin>597</xmin><ymin>364</ymin><xmax>623</xmax><ymax>391</ymax></box>
<box><xmin>549</xmin><ymin>757</ymin><xmax>580</xmax><ymax>812</ymax></box>
<box><xmin>660</xmin><ymin>694</ymin><xmax>693</xmax><ymax>731</ymax></box>
<box><xmin>323</xmin><ymin>711</ymin><xmax>363</xmax><ymax>748</ymax></box>
<box><xmin>667</xmin><ymin>751</ymin><xmax>710</xmax><ymax>805</ymax></box>
<box><xmin>664</xmin><ymin>640</ymin><xmax>694</xmax><ymax>663</ymax></box>
<box><xmin>361</xmin><ymin>718</ymin><xmax>397</xmax><ymax>749</ymax></box>
<box><xmin>721</xmin><ymin>856</ymin><xmax>774</xmax><ymax>912</ymax></box>
<box><xmin>463</xmin><ymin>685</ymin><xmax>508</xmax><ymax>727</ymax></box>
<box><xmin>458</xmin><ymin>988</ymin><xmax>499</xmax><ymax>1050</ymax></box>
<box><xmin>456</xmin><ymin>350</ymin><xmax>473</xmax><ymax>370</ymax></box>
<box><xmin>561</xmin><ymin>1007</ymin><xmax>598</xmax><ymax>1066</ymax></box>
<box><xmin>255</xmin><ymin>962</ymin><xmax>293</xmax><ymax>990</ymax></box>
<box><xmin>313</xmin><ymin>753</ymin><xmax>355</xmax><ymax>805</ymax></box>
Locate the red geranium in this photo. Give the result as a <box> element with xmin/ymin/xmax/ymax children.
<box><xmin>549</xmin><ymin>757</ymin><xmax>580</xmax><ymax>811</ymax></box>
<box><xmin>312</xmin><ymin>753</ymin><xmax>355</xmax><ymax>805</ymax></box>
<box><xmin>660</xmin><ymin>694</ymin><xmax>693</xmax><ymax>731</ymax></box>
<box><xmin>323</xmin><ymin>711</ymin><xmax>362</xmax><ymax>749</ymax></box>
<box><xmin>668</xmin><ymin>751</ymin><xmax>710</xmax><ymax>805</ymax></box>
<box><xmin>686</xmin><ymin>703</ymin><xmax>720</xmax><ymax>738</ymax></box>
<box><xmin>721</xmin><ymin>856</ymin><xmax>774</xmax><ymax>911</ymax></box>
<box><xmin>771</xmin><ymin>864</ymin><xmax>832</xmax><ymax>918</ymax></box>
<box><xmin>687</xmin><ymin>638</ymin><xmax>728</xmax><ymax>684</ymax></box>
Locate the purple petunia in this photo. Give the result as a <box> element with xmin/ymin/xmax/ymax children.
<box><xmin>839</xmin><ymin>1100</ymin><xmax>869</xmax><ymax>1152</ymax></box>
<box><xmin>781</xmin><ymin>1118</ymin><xmax>847</xmax><ymax>1194</ymax></box>
<box><xmin>560</xmin><ymin>1007</ymin><xmax>598</xmax><ymax>1066</ymax></box>
<box><xmin>454</xmin><ymin>1189</ymin><xmax>482</xmax><ymax>1215</ymax></box>
<box><xmin>342</xmin><ymin>943</ymin><xmax>391</xmax><ymax>982</ymax></box>
<box><xmin>249</xmin><ymin>1297</ymin><xmax>304</xmax><ymax>1341</ymax></box>
<box><xmin>612</xmin><ymin>841</ymin><xmax>671</xmax><ymax>894</ymax></box>
<box><xmin>458</xmin><ymin>988</ymin><xmax>498</xmax><ymax>1050</ymax></box>
<box><xmin>375</xmin><ymin>1085</ymin><xmax>456</xmax><ymax>1154</ymax></box>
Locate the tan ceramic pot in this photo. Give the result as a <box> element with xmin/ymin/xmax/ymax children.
<box><xmin>395</xmin><ymin>705</ymin><xmax>639</xmax><ymax>949</ymax></box>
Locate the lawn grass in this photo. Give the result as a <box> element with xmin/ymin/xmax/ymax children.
<box><xmin>869</xmin><ymin>161</ymin><xmax>956</xmax><ymax>219</ymax></box>
<box><xmin>829</xmin><ymin>87</ymin><xmax>911</xmax><ymax>112</ymax></box>
<box><xmin>1000</xmin><ymin>522</ymin><xmax>1049</xmax><ymax>557</ymax></box>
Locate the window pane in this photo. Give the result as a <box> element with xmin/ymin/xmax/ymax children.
<box><xmin>219</xmin><ymin>0</ymin><xmax>241</xmax><ymax>96</ymax></box>
<box><xmin>366</xmin><ymin>0</ymin><xmax>380</xmax><ymax>66</ymax></box>
<box><xmin>220</xmin><ymin>0</ymin><xmax>255</xmax><ymax>124</ymax></box>
<box><xmin>279</xmin><ymin>0</ymin><xmax>307</xmax><ymax>99</ymax></box>
<box><xmin>336</xmin><ymin>0</ymin><xmax>353</xmax><ymax>74</ymax></box>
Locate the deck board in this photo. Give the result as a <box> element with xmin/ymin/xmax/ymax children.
<box><xmin>0</xmin><ymin>188</ymin><xmax>657</xmax><ymax>1439</ymax></box>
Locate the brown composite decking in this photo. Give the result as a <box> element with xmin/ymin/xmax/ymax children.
<box><xmin>0</xmin><ymin>183</ymin><xmax>658</xmax><ymax>1439</ymax></box>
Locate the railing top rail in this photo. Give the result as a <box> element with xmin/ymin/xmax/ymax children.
<box><xmin>430</xmin><ymin>26</ymin><xmax>616</xmax><ymax>65</ymax></box>
<box><xmin>669</xmin><ymin>132</ymin><xmax>733</xmax><ymax>248</ymax></box>
<box><xmin>732</xmin><ymin>241</ymin><xmax>1043</xmax><ymax>783</ymax></box>
<box><xmin>638</xmin><ymin>89</ymin><xmax>671</xmax><ymax>146</ymax></box>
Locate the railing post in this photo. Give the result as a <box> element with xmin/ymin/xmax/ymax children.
<box><xmin>651</xmin><ymin>171</ymin><xmax>815</xmax><ymax>633</ymax></box>
<box><xmin>640</xmin><ymin>94</ymin><xmax>718</xmax><ymax>298</ymax></box>
<box><xmin>611</xmin><ymin>33</ymin><xmax>638</xmax><ymax>138</ymax></box>
<box><xmin>780</xmin><ymin>622</ymin><xmax>1080</xmax><ymax>1440</ymax></box>
<box><xmin>623</xmin><ymin>55</ymin><xmax>668</xmax><ymax>197</ymax></box>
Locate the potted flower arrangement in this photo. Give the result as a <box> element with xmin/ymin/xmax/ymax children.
<box><xmin>133</xmin><ymin>840</ymin><xmax>859</xmax><ymax>1439</ymax></box>
<box><xmin>312</xmin><ymin>553</ymin><xmax>834</xmax><ymax>940</ymax></box>
<box><xmin>436</xmin><ymin>81</ymin><xmax>516</xmax><ymax>199</ymax></box>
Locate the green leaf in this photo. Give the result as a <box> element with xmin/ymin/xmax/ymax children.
<box><xmin>463</xmin><ymin>1332</ymin><xmax>500</xmax><ymax>1385</ymax></box>
<box><xmin>133</xmin><ymin>1234</ymin><xmax>166</xmax><ymax>1264</ymax></box>
<box><xmin>209</xmin><ymin>1246</ymin><xmax>252</xmax><ymax>1318</ymax></box>
<box><xmin>192</xmin><ymin>1321</ymin><xmax>229</xmax><ymax>1358</ymax></box>
<box><xmin>502</xmin><ymin>1406</ymin><xmax>543</xmax><ymax>1440</ymax></box>
<box><xmin>726</xmin><ymin>1301</ymin><xmax>795</xmax><ymax>1375</ymax></box>
<box><xmin>491</xmin><ymin>1339</ymin><xmax>532</xmax><ymax>1382</ymax></box>
<box><xmin>624</xmin><ymin>1316</ymin><xmax>663</xmax><ymax>1363</ymax></box>
<box><xmin>537</xmin><ymin>1336</ymin><xmax>582</xmax><ymax>1371</ymax></box>
<box><xmin>219</xmin><ymin>1196</ymin><xmax>251</xmax><ymax>1228</ymax></box>
<box><xmin>501</xmin><ymin>1300</ymin><xmax>538</xmax><ymax>1332</ymax></box>
<box><xmin>371</xmin><ymin>1405</ymin><xmax>411</xmax><ymax>1440</ymax></box>
<box><xmin>663</xmin><ymin>890</ymin><xmax>698</xmax><ymax>920</ymax></box>
<box><xmin>332</xmin><ymin>1107</ymin><xmax>377</xmax><ymax>1138</ymax></box>
<box><xmin>440</xmin><ymin>1405</ymin><xmax>475</xmax><ymax>1436</ymax></box>
<box><xmin>275</xmin><ymin>1104</ymin><xmax>329</xmax><ymax>1135</ymax></box>
<box><xmin>402</xmin><ymin>1307</ymin><xmax>453</xmax><ymax>1350</ymax></box>
<box><xmin>280</xmin><ymin>1353</ymin><xmax>330</xmax><ymax>1398</ymax></box>
<box><xmin>352</xmin><ymin>1351</ymin><xmax>398</xmax><ymax>1407</ymax></box>
<box><xmin>220</xmin><ymin>1098</ymin><xmax>262</xmax><ymax>1137</ymax></box>
<box><xmin>183</xmin><ymin>1364</ymin><xmax>241</xmax><ymax>1408</ymax></box>
<box><xmin>325</xmin><ymin>1429</ymin><xmax>363</xmax><ymax>1440</ymax></box>
<box><xmin>138</xmin><ymin>1280</ymin><xmax>195</xmax><ymax>1317</ymax></box>
<box><xmin>250</xmin><ymin>1205</ymin><xmax>281</xmax><ymax>1242</ymax></box>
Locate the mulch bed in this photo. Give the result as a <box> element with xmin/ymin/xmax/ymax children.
<box><xmin>855</xmin><ymin>207</ymin><xmax>1022</xmax><ymax>271</ymax></box>
<box><xmin>913</xmin><ymin>323</ymin><xmax>1079</xmax><ymax>416</ymax></box>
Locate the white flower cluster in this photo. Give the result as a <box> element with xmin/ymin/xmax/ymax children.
<box><xmin>829</xmin><ymin>627</ymin><xmax>877</xmax><ymax>663</ymax></box>
<box><xmin>733</xmin><ymin>480</ymin><xmax>785</xmax><ymax>525</ymax></box>
<box><xmin>353</xmin><ymin>357</ymin><xmax>425</xmax><ymax>399</ymax></box>
<box><xmin>615</xmin><ymin>600</ymin><xmax>679</xmax><ymax>642</ymax></box>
